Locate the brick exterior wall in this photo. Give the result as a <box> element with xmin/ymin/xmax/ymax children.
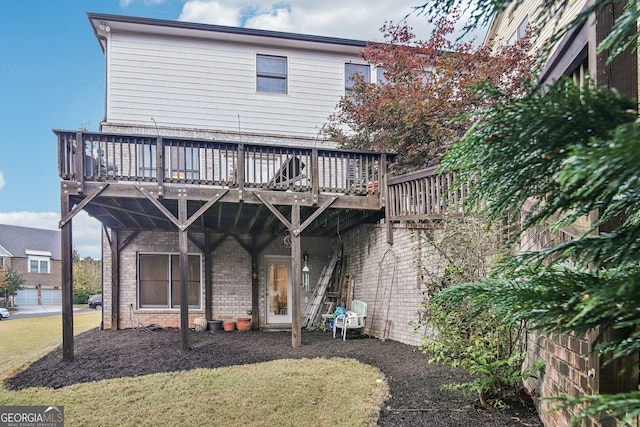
<box><xmin>519</xmin><ymin>225</ymin><xmax>600</xmax><ymax>427</ymax></box>
<box><xmin>340</xmin><ymin>223</ymin><xmax>439</xmax><ymax>346</ymax></box>
<box><xmin>101</xmin><ymin>229</ymin><xmax>334</xmax><ymax>330</ymax></box>
<box><xmin>100</xmin><ymin>124</ymin><xmax>338</xmax><ymax>149</ymax></box>
<box><xmin>524</xmin><ymin>330</ymin><xmax>597</xmax><ymax>427</ymax></box>
<box><xmin>12</xmin><ymin>258</ymin><xmax>62</xmax><ymax>290</ymax></box>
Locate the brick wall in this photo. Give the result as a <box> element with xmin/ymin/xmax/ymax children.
<box><xmin>524</xmin><ymin>330</ymin><xmax>597</xmax><ymax>427</ymax></box>
<box><xmin>102</xmin><ymin>229</ymin><xmax>334</xmax><ymax>330</ymax></box>
<box><xmin>100</xmin><ymin>124</ymin><xmax>338</xmax><ymax>149</ymax></box>
<box><xmin>340</xmin><ymin>223</ymin><xmax>441</xmax><ymax>346</ymax></box>
<box><xmin>12</xmin><ymin>258</ymin><xmax>62</xmax><ymax>290</ymax></box>
<box><xmin>519</xmin><ymin>225</ymin><xmax>600</xmax><ymax>427</ymax></box>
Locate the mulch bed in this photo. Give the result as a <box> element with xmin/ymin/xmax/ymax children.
<box><xmin>6</xmin><ymin>328</ymin><xmax>542</xmax><ymax>426</ymax></box>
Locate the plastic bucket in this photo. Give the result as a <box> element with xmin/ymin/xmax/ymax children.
<box><xmin>209</xmin><ymin>320</ymin><xmax>223</xmax><ymax>332</ymax></box>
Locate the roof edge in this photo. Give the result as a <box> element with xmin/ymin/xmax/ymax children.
<box><xmin>86</xmin><ymin>12</ymin><xmax>369</xmax><ymax>48</ymax></box>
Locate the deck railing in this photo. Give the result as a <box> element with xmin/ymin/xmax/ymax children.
<box><xmin>56</xmin><ymin>131</ymin><xmax>388</xmax><ymax>197</ymax></box>
<box><xmin>386</xmin><ymin>166</ymin><xmax>468</xmax><ymax>220</ymax></box>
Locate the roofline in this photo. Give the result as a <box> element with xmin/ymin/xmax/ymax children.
<box><xmin>0</xmin><ymin>244</ymin><xmax>12</xmax><ymax>258</ymax></box>
<box><xmin>87</xmin><ymin>12</ymin><xmax>369</xmax><ymax>51</ymax></box>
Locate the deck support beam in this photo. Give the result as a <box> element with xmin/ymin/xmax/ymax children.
<box><xmin>179</xmin><ymin>198</ymin><xmax>190</xmax><ymax>351</ymax></box>
<box><xmin>109</xmin><ymin>228</ymin><xmax>120</xmax><ymax>330</ymax></box>
<box><xmin>61</xmin><ymin>194</ymin><xmax>74</xmax><ymax>360</ymax></box>
<box><xmin>291</xmin><ymin>204</ymin><xmax>302</xmax><ymax>348</ymax></box>
<box><xmin>204</xmin><ymin>231</ymin><xmax>213</xmax><ymax>321</ymax></box>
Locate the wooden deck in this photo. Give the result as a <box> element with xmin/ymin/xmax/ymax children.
<box><xmin>56</xmin><ymin>130</ymin><xmax>391</xmax><ymax>236</ymax></box>
<box><xmin>387</xmin><ymin>166</ymin><xmax>467</xmax><ymax>221</ymax></box>
<box><xmin>56</xmin><ymin>130</ymin><xmax>469</xmax><ymax>358</ymax></box>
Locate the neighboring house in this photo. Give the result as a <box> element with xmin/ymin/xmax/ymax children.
<box><xmin>0</xmin><ymin>224</ymin><xmax>62</xmax><ymax>306</ymax></box>
<box><xmin>486</xmin><ymin>2</ymin><xmax>638</xmax><ymax>426</ymax></box>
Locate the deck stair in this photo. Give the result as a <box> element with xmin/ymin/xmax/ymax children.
<box><xmin>303</xmin><ymin>244</ymin><xmax>342</xmax><ymax>329</ymax></box>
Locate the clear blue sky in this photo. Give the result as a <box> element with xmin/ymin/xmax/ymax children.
<box><xmin>0</xmin><ymin>0</ymin><xmax>477</xmax><ymax>258</ymax></box>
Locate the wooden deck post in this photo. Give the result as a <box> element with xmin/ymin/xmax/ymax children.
<box><xmin>204</xmin><ymin>231</ymin><xmax>213</xmax><ymax>321</ymax></box>
<box><xmin>61</xmin><ymin>194</ymin><xmax>74</xmax><ymax>360</ymax></box>
<box><xmin>109</xmin><ymin>228</ymin><xmax>120</xmax><ymax>329</ymax></box>
<box><xmin>179</xmin><ymin>198</ymin><xmax>190</xmax><ymax>351</ymax></box>
<box><xmin>291</xmin><ymin>204</ymin><xmax>302</xmax><ymax>348</ymax></box>
<box><xmin>251</xmin><ymin>235</ymin><xmax>259</xmax><ymax>330</ymax></box>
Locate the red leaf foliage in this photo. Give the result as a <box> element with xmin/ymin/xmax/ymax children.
<box><xmin>322</xmin><ymin>15</ymin><xmax>535</xmax><ymax>173</ymax></box>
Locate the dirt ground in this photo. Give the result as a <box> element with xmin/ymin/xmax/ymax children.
<box><xmin>7</xmin><ymin>327</ymin><xmax>542</xmax><ymax>426</ymax></box>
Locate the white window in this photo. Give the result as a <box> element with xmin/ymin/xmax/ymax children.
<box><xmin>510</xmin><ymin>16</ymin><xmax>529</xmax><ymax>44</ymax></box>
<box><xmin>518</xmin><ymin>16</ymin><xmax>529</xmax><ymax>40</ymax></box>
<box><xmin>376</xmin><ymin>67</ymin><xmax>388</xmax><ymax>84</ymax></box>
<box><xmin>28</xmin><ymin>256</ymin><xmax>50</xmax><ymax>273</ymax></box>
<box><xmin>345</xmin><ymin>63</ymin><xmax>370</xmax><ymax>94</ymax></box>
<box><xmin>257</xmin><ymin>55</ymin><xmax>287</xmax><ymax>94</ymax></box>
<box><xmin>138</xmin><ymin>254</ymin><xmax>201</xmax><ymax>309</ymax></box>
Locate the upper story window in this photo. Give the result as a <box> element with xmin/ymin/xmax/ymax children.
<box><xmin>345</xmin><ymin>63</ymin><xmax>370</xmax><ymax>94</ymax></box>
<box><xmin>257</xmin><ymin>54</ymin><xmax>287</xmax><ymax>94</ymax></box>
<box><xmin>28</xmin><ymin>255</ymin><xmax>50</xmax><ymax>273</ymax></box>
<box><xmin>376</xmin><ymin>67</ymin><xmax>388</xmax><ymax>84</ymax></box>
<box><xmin>510</xmin><ymin>15</ymin><xmax>529</xmax><ymax>44</ymax></box>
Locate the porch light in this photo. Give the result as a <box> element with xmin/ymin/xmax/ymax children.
<box><xmin>302</xmin><ymin>253</ymin><xmax>310</xmax><ymax>291</ymax></box>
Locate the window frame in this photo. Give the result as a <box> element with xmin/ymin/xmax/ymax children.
<box><xmin>256</xmin><ymin>54</ymin><xmax>288</xmax><ymax>94</ymax></box>
<box><xmin>345</xmin><ymin>63</ymin><xmax>371</xmax><ymax>94</ymax></box>
<box><xmin>137</xmin><ymin>253</ymin><xmax>202</xmax><ymax>309</ymax></box>
<box><xmin>28</xmin><ymin>255</ymin><xmax>50</xmax><ymax>274</ymax></box>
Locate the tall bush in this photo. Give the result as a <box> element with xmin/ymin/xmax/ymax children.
<box><xmin>412</xmin><ymin>216</ymin><xmax>543</xmax><ymax>406</ymax></box>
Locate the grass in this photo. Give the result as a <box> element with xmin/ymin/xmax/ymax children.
<box><xmin>0</xmin><ymin>312</ymin><xmax>389</xmax><ymax>426</ymax></box>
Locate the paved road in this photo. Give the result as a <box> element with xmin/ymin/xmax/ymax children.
<box><xmin>3</xmin><ymin>305</ymin><xmax>96</xmax><ymax>319</ymax></box>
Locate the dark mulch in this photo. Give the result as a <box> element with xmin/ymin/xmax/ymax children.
<box><xmin>6</xmin><ymin>328</ymin><xmax>542</xmax><ymax>426</ymax></box>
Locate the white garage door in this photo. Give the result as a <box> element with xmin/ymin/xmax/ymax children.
<box><xmin>14</xmin><ymin>289</ymin><xmax>38</xmax><ymax>305</ymax></box>
<box><xmin>41</xmin><ymin>289</ymin><xmax>62</xmax><ymax>305</ymax></box>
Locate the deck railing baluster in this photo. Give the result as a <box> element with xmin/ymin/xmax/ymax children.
<box><xmin>56</xmin><ymin>130</ymin><xmax>392</xmax><ymax>200</ymax></box>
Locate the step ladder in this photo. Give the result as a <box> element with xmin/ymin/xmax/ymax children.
<box><xmin>303</xmin><ymin>244</ymin><xmax>342</xmax><ymax>329</ymax></box>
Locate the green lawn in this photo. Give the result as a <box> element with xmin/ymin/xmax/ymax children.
<box><xmin>0</xmin><ymin>312</ymin><xmax>389</xmax><ymax>426</ymax></box>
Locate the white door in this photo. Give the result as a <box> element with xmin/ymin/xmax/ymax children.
<box><xmin>265</xmin><ymin>257</ymin><xmax>292</xmax><ymax>324</ymax></box>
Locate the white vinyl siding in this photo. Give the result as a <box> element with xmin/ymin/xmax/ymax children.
<box><xmin>492</xmin><ymin>1</ymin><xmax>585</xmax><ymax>54</ymax></box>
<box><xmin>106</xmin><ymin>33</ymin><xmax>358</xmax><ymax>138</ymax></box>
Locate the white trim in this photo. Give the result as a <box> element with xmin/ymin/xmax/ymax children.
<box><xmin>28</xmin><ymin>255</ymin><xmax>50</xmax><ymax>274</ymax></box>
<box><xmin>0</xmin><ymin>244</ymin><xmax>12</xmax><ymax>257</ymax></box>
<box><xmin>265</xmin><ymin>255</ymin><xmax>292</xmax><ymax>324</ymax></box>
<box><xmin>25</xmin><ymin>250</ymin><xmax>52</xmax><ymax>257</ymax></box>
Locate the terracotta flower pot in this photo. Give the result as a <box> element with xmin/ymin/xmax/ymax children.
<box><xmin>236</xmin><ymin>317</ymin><xmax>252</xmax><ymax>331</ymax></box>
<box><xmin>223</xmin><ymin>320</ymin><xmax>236</xmax><ymax>331</ymax></box>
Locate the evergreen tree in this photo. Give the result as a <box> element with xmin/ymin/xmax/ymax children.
<box><xmin>414</xmin><ymin>0</ymin><xmax>640</xmax><ymax>424</ymax></box>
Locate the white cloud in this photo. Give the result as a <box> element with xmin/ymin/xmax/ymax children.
<box><xmin>244</xmin><ymin>5</ymin><xmax>291</xmax><ymax>32</ymax></box>
<box><xmin>179</xmin><ymin>1</ymin><xmax>243</xmax><ymax>26</ymax></box>
<box><xmin>177</xmin><ymin>1</ymin><xmax>443</xmax><ymax>41</ymax></box>
<box><xmin>0</xmin><ymin>171</ymin><xmax>5</xmax><ymax>190</ymax></box>
<box><xmin>0</xmin><ymin>211</ymin><xmax>102</xmax><ymax>259</ymax></box>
